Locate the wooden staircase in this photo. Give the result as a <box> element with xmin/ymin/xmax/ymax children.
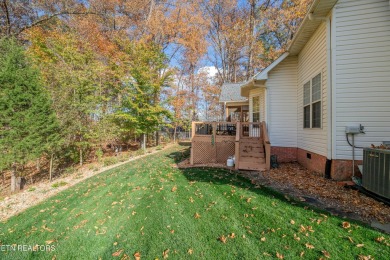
<box><xmin>235</xmin><ymin>122</ymin><xmax>270</xmax><ymax>171</ymax></box>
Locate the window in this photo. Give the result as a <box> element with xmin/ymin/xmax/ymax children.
<box><xmin>303</xmin><ymin>73</ymin><xmax>321</xmax><ymax>128</ymax></box>
<box><xmin>252</xmin><ymin>96</ymin><xmax>260</xmax><ymax>122</ymax></box>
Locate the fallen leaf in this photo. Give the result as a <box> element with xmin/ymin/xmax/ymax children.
<box><xmin>163</xmin><ymin>249</ymin><xmax>169</xmax><ymax>259</ymax></box>
<box><xmin>170</xmin><ymin>230</ymin><xmax>174</xmax><ymax>234</ymax></box>
<box><xmin>276</xmin><ymin>252</ymin><xmax>284</xmax><ymax>259</ymax></box>
<box><xmin>299</xmin><ymin>225</ymin><xmax>306</xmax><ymax>232</ymax></box>
<box><xmin>228</xmin><ymin>233</ymin><xmax>236</xmax><ymax>239</ymax></box>
<box><xmin>300</xmin><ymin>251</ymin><xmax>305</xmax><ymax>257</ymax></box>
<box><xmin>246</xmin><ymin>198</ymin><xmax>252</xmax><ymax>203</ymax></box>
<box><xmin>322</xmin><ymin>250</ymin><xmax>330</xmax><ymax>258</ymax></box>
<box><xmin>375</xmin><ymin>236</ymin><xmax>385</xmax><ymax>243</ymax></box>
<box><xmin>260</xmin><ymin>237</ymin><xmax>266</xmax><ymax>242</ymax></box>
<box><xmin>347</xmin><ymin>236</ymin><xmax>354</xmax><ymax>243</ymax></box>
<box><xmin>342</xmin><ymin>222</ymin><xmax>351</xmax><ymax>229</ymax></box>
<box><xmin>293</xmin><ymin>234</ymin><xmax>300</xmax><ymax>241</ymax></box>
<box><xmin>358</xmin><ymin>255</ymin><xmax>373</xmax><ymax>260</ymax></box>
<box><xmin>133</xmin><ymin>252</ymin><xmax>141</xmax><ymax>260</ymax></box>
<box><xmin>356</xmin><ymin>244</ymin><xmax>364</xmax><ymax>248</ymax></box>
<box><xmin>290</xmin><ymin>220</ymin><xmax>295</xmax><ymax>225</ymax></box>
<box><xmin>187</xmin><ymin>249</ymin><xmax>193</xmax><ymax>255</ymax></box>
<box><xmin>171</xmin><ymin>186</ymin><xmax>177</xmax><ymax>192</ymax></box>
<box><xmin>194</xmin><ymin>213</ymin><xmax>201</xmax><ymax>219</ymax></box>
<box><xmin>41</xmin><ymin>225</ymin><xmax>54</xmax><ymax>232</ymax></box>
<box><xmin>218</xmin><ymin>235</ymin><xmax>227</xmax><ymax>243</ymax></box>
<box><xmin>45</xmin><ymin>240</ymin><xmax>56</xmax><ymax>245</ymax></box>
<box><xmin>305</xmin><ymin>243</ymin><xmax>314</xmax><ymax>249</ymax></box>
<box><xmin>121</xmin><ymin>254</ymin><xmax>130</xmax><ymax>260</ymax></box>
<box><xmin>112</xmin><ymin>249</ymin><xmax>123</xmax><ymax>257</ymax></box>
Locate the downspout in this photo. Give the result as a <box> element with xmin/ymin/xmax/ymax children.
<box><xmin>310</xmin><ymin>13</ymin><xmax>333</xmax><ymax>178</ymax></box>
<box><xmin>326</xmin><ymin>15</ymin><xmax>333</xmax><ymax>179</ymax></box>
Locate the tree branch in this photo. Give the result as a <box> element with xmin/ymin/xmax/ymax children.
<box><xmin>1</xmin><ymin>0</ymin><xmax>11</xmax><ymax>36</ymax></box>
<box><xmin>16</xmin><ymin>11</ymin><xmax>101</xmax><ymax>36</ymax></box>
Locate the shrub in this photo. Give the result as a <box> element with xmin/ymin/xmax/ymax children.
<box><xmin>51</xmin><ymin>181</ymin><xmax>68</xmax><ymax>188</ymax></box>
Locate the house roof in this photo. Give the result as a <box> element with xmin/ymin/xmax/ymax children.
<box><xmin>219</xmin><ymin>83</ymin><xmax>248</xmax><ymax>103</ymax></box>
<box><xmin>239</xmin><ymin>0</ymin><xmax>338</xmax><ymax>97</ymax></box>
<box><xmin>288</xmin><ymin>0</ymin><xmax>338</xmax><ymax>55</ymax></box>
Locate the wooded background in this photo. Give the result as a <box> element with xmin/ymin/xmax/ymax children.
<box><xmin>0</xmin><ymin>0</ymin><xmax>311</xmax><ymax>190</ymax></box>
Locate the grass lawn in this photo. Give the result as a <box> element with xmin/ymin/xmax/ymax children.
<box><xmin>1</xmin><ymin>145</ymin><xmax>389</xmax><ymax>259</ymax></box>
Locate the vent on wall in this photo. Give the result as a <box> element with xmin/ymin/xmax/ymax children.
<box><xmin>362</xmin><ymin>148</ymin><xmax>390</xmax><ymax>199</ymax></box>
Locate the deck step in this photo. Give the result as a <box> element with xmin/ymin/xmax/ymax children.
<box><xmin>239</xmin><ymin>157</ymin><xmax>265</xmax><ymax>163</ymax></box>
<box><xmin>240</xmin><ymin>157</ymin><xmax>265</xmax><ymax>162</ymax></box>
<box><xmin>238</xmin><ymin>162</ymin><xmax>267</xmax><ymax>171</ymax></box>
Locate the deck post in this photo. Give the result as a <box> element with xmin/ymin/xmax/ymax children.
<box><xmin>190</xmin><ymin>121</ymin><xmax>195</xmax><ymax>165</ymax></box>
<box><xmin>212</xmin><ymin>122</ymin><xmax>217</xmax><ymax>162</ymax></box>
<box><xmin>235</xmin><ymin>122</ymin><xmax>240</xmax><ymax>170</ymax></box>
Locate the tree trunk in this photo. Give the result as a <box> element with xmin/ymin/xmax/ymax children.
<box><xmin>140</xmin><ymin>133</ymin><xmax>146</xmax><ymax>150</ymax></box>
<box><xmin>155</xmin><ymin>131</ymin><xmax>160</xmax><ymax>146</ymax></box>
<box><xmin>173</xmin><ymin>123</ymin><xmax>177</xmax><ymax>143</ymax></box>
<box><xmin>79</xmin><ymin>148</ymin><xmax>83</xmax><ymax>166</ymax></box>
<box><xmin>1</xmin><ymin>170</ymin><xmax>5</xmax><ymax>186</ymax></box>
<box><xmin>10</xmin><ymin>165</ymin><xmax>16</xmax><ymax>193</ymax></box>
<box><xmin>36</xmin><ymin>158</ymin><xmax>40</xmax><ymax>171</ymax></box>
<box><xmin>49</xmin><ymin>153</ymin><xmax>54</xmax><ymax>182</ymax></box>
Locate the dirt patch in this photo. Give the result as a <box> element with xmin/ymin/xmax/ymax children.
<box><xmin>239</xmin><ymin>163</ymin><xmax>390</xmax><ymax>225</ymax></box>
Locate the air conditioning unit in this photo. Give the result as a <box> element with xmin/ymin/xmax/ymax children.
<box><xmin>362</xmin><ymin>148</ymin><xmax>390</xmax><ymax>199</ymax></box>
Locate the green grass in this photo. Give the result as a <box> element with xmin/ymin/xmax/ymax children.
<box><xmin>50</xmin><ymin>181</ymin><xmax>68</xmax><ymax>188</ymax></box>
<box><xmin>1</xmin><ymin>145</ymin><xmax>389</xmax><ymax>259</ymax></box>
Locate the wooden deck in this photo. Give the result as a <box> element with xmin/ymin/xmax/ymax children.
<box><xmin>190</xmin><ymin>121</ymin><xmax>270</xmax><ymax>171</ymax></box>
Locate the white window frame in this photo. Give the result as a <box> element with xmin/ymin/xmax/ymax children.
<box><xmin>303</xmin><ymin>72</ymin><xmax>322</xmax><ymax>129</ymax></box>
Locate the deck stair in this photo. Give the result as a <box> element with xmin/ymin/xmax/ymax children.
<box><xmin>235</xmin><ymin>122</ymin><xmax>270</xmax><ymax>171</ymax></box>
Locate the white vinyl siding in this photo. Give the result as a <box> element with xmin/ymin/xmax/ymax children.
<box><xmin>333</xmin><ymin>0</ymin><xmax>390</xmax><ymax>160</ymax></box>
<box><xmin>297</xmin><ymin>22</ymin><xmax>328</xmax><ymax>157</ymax></box>
<box><xmin>267</xmin><ymin>56</ymin><xmax>298</xmax><ymax>148</ymax></box>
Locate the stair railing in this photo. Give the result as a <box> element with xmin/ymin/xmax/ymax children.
<box><xmin>261</xmin><ymin>121</ymin><xmax>271</xmax><ymax>170</ymax></box>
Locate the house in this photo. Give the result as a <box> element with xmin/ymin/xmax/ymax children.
<box><xmin>238</xmin><ymin>0</ymin><xmax>390</xmax><ymax>180</ymax></box>
<box><xmin>191</xmin><ymin>0</ymin><xmax>390</xmax><ymax>179</ymax></box>
<box><xmin>219</xmin><ymin>83</ymin><xmax>249</xmax><ymax>122</ymax></box>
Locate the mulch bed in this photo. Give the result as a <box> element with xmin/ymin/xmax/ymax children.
<box><xmin>239</xmin><ymin>163</ymin><xmax>390</xmax><ymax>225</ymax></box>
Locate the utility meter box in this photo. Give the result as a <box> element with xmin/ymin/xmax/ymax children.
<box><xmin>345</xmin><ymin>126</ymin><xmax>361</xmax><ymax>134</ymax></box>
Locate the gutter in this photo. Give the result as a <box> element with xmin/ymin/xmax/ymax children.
<box><xmin>287</xmin><ymin>0</ymin><xmax>322</xmax><ymax>52</ymax></box>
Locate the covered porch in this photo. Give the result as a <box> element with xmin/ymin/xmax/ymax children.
<box><xmin>190</xmin><ymin>121</ymin><xmax>270</xmax><ymax>171</ymax></box>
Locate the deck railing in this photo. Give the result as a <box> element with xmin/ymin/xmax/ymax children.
<box><xmin>240</xmin><ymin>122</ymin><xmax>262</xmax><ymax>138</ymax></box>
<box><xmin>192</xmin><ymin>122</ymin><xmax>237</xmax><ymax>136</ymax></box>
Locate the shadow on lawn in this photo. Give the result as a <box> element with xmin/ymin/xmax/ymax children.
<box><xmin>166</xmin><ymin>147</ymin><xmax>373</xmax><ymax>228</ymax></box>
<box><xmin>166</xmin><ymin>148</ymin><xmax>311</xmax><ymax>211</ymax></box>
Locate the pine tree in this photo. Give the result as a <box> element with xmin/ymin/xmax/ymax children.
<box><xmin>0</xmin><ymin>37</ymin><xmax>61</xmax><ymax>191</ymax></box>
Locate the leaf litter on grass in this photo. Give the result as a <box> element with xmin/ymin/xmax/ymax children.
<box><xmin>1</xmin><ymin>146</ymin><xmax>390</xmax><ymax>260</ymax></box>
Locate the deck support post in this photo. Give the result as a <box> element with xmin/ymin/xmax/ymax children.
<box><xmin>235</xmin><ymin>122</ymin><xmax>241</xmax><ymax>170</ymax></box>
